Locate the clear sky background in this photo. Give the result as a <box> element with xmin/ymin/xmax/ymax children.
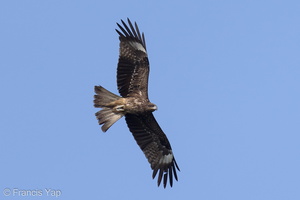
<box><xmin>1</xmin><ymin>0</ymin><xmax>300</xmax><ymax>199</ymax></box>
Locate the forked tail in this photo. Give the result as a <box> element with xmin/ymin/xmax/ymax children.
<box><xmin>94</xmin><ymin>86</ymin><xmax>124</xmax><ymax>132</ymax></box>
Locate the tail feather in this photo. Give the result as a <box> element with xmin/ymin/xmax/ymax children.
<box><xmin>94</xmin><ymin>86</ymin><xmax>124</xmax><ymax>132</ymax></box>
<box><xmin>94</xmin><ymin>86</ymin><xmax>121</xmax><ymax>107</ymax></box>
<box><xmin>96</xmin><ymin>108</ymin><xmax>123</xmax><ymax>132</ymax></box>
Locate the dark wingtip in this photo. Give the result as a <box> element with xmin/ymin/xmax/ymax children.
<box><xmin>152</xmin><ymin>164</ymin><xmax>179</xmax><ymax>188</ymax></box>
<box><xmin>115</xmin><ymin>18</ymin><xmax>147</xmax><ymax>50</ymax></box>
<box><xmin>115</xmin><ymin>29</ymin><xmax>122</xmax><ymax>37</ymax></box>
<box><xmin>157</xmin><ymin>169</ymin><xmax>163</xmax><ymax>187</ymax></box>
<box><xmin>163</xmin><ymin>172</ymin><xmax>168</xmax><ymax>188</ymax></box>
<box><xmin>169</xmin><ymin>166</ymin><xmax>173</xmax><ymax>187</ymax></box>
<box><xmin>152</xmin><ymin>168</ymin><xmax>158</xmax><ymax>179</ymax></box>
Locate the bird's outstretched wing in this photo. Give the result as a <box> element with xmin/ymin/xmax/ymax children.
<box><xmin>116</xmin><ymin>18</ymin><xmax>149</xmax><ymax>98</ymax></box>
<box><xmin>125</xmin><ymin>113</ymin><xmax>180</xmax><ymax>188</ymax></box>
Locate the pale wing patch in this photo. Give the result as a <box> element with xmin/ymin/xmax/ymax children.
<box><xmin>158</xmin><ymin>153</ymin><xmax>174</xmax><ymax>165</ymax></box>
<box><xmin>130</xmin><ymin>41</ymin><xmax>147</xmax><ymax>53</ymax></box>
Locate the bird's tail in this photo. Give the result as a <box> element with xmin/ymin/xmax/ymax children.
<box><xmin>94</xmin><ymin>86</ymin><xmax>124</xmax><ymax>132</ymax></box>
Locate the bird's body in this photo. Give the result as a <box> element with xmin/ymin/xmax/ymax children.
<box><xmin>94</xmin><ymin>18</ymin><xmax>179</xmax><ymax>188</ymax></box>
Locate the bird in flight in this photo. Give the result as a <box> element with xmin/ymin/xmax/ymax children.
<box><xmin>94</xmin><ymin>18</ymin><xmax>180</xmax><ymax>188</ymax></box>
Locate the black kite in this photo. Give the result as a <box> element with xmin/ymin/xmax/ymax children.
<box><xmin>94</xmin><ymin>18</ymin><xmax>180</xmax><ymax>188</ymax></box>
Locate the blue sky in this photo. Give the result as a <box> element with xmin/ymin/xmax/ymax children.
<box><xmin>1</xmin><ymin>0</ymin><xmax>300</xmax><ymax>199</ymax></box>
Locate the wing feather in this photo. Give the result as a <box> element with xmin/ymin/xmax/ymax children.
<box><xmin>125</xmin><ymin>113</ymin><xmax>180</xmax><ymax>188</ymax></box>
<box><xmin>127</xmin><ymin>19</ymin><xmax>139</xmax><ymax>39</ymax></box>
<box><xmin>116</xmin><ymin>18</ymin><xmax>149</xmax><ymax>98</ymax></box>
<box><xmin>169</xmin><ymin>166</ymin><xmax>173</xmax><ymax>187</ymax></box>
